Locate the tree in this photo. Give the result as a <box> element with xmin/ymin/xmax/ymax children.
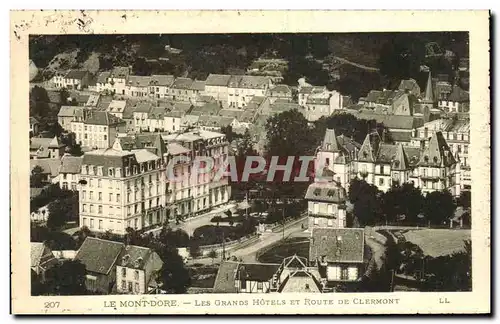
<box><xmin>47</xmin><ymin>199</ymin><xmax>71</xmax><ymax>230</ymax></box>
<box><xmin>45</xmin><ymin>260</ymin><xmax>87</xmax><ymax>295</ymax></box>
<box><xmin>156</xmin><ymin>247</ymin><xmax>191</xmax><ymax>294</ymax></box>
<box><xmin>30</xmin><ymin>165</ymin><xmax>45</xmax><ymax>188</ymax></box>
<box><xmin>423</xmin><ymin>190</ymin><xmax>456</xmax><ymax>226</ymax></box>
<box><xmin>188</xmin><ymin>241</ymin><xmax>202</xmax><ymax>259</ymax></box>
<box><xmin>382</xmin><ymin>183</ymin><xmax>424</xmax><ymax>225</ymax></box>
<box><xmin>348</xmin><ymin>178</ymin><xmax>383</xmax><ymax>226</ymax></box>
<box><xmin>207</xmin><ymin>249</ymin><xmax>218</xmax><ymax>264</ymax></box>
<box><xmin>457</xmin><ymin>190</ymin><xmax>471</xmax><ymax>209</ymax></box>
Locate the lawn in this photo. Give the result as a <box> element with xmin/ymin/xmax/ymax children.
<box><xmin>188</xmin><ymin>266</ymin><xmax>219</xmax><ymax>288</ymax></box>
<box><xmin>257</xmin><ymin>237</ymin><xmax>310</xmax><ymax>264</ymax></box>
<box><xmin>401</xmin><ymin>229</ymin><xmax>471</xmax><ymax>258</ymax></box>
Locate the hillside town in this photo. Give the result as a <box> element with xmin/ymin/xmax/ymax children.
<box><xmin>30</xmin><ymin>35</ymin><xmax>472</xmax><ymax>296</ymax></box>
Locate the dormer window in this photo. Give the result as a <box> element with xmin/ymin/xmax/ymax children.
<box><xmin>82</xmin><ymin>165</ymin><xmax>87</xmax><ymax>174</ymax></box>
<box><xmin>424</xmin><ymin>156</ymin><xmax>429</xmax><ymax>163</ymax></box>
<box><xmin>125</xmin><ymin>167</ymin><xmax>130</xmax><ymax>176</ymax></box>
<box><xmin>116</xmin><ymin>168</ymin><xmax>121</xmax><ymax>178</ymax></box>
<box><xmin>97</xmin><ymin>166</ymin><xmax>103</xmax><ymax>176</ymax></box>
<box><xmin>313</xmin><ymin>188</ymin><xmax>321</xmax><ymax>196</ymax></box>
<box><xmin>108</xmin><ymin>168</ymin><xmax>114</xmax><ymax>176</ymax></box>
<box><xmin>433</xmin><ymin>156</ymin><xmax>439</xmax><ymax>163</ymax></box>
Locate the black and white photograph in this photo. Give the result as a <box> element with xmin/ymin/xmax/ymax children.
<box><xmin>11</xmin><ymin>10</ymin><xmax>490</xmax><ymax>315</ymax></box>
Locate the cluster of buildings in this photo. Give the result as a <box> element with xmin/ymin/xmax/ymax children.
<box><xmin>31</xmin><ymin>237</ymin><xmax>164</xmax><ymax>295</ymax></box>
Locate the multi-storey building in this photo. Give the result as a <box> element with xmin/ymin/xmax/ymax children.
<box><xmin>298</xmin><ymin>85</ymin><xmax>326</xmax><ymax>107</ymax></box>
<box><xmin>305</xmin><ymin>181</ymin><xmax>348</xmax><ymax>230</ymax></box>
<box><xmin>51</xmin><ymin>69</ymin><xmax>91</xmax><ymax>90</ymax></box>
<box><xmin>125</xmin><ymin>76</ymin><xmax>152</xmax><ymax>97</ymax></box>
<box><xmin>410</xmin><ymin>118</ymin><xmax>470</xmax><ymax>191</ymax></box>
<box><xmin>148</xmin><ymin>75</ymin><xmax>175</xmax><ymax>99</ymax></box>
<box><xmin>79</xmin><ymin>147</ymin><xmax>166</xmax><ymax>234</ymax></box>
<box><xmin>314</xmin><ymin>128</ymin><xmax>461</xmax><ymax>196</ymax></box>
<box><xmin>132</xmin><ymin>102</ymin><xmax>153</xmax><ymax>132</ymax></box>
<box><xmin>116</xmin><ymin>245</ymin><xmax>163</xmax><ymax>294</ymax></box>
<box><xmin>73</xmin><ymin>111</ymin><xmax>125</xmax><ymax>149</ymax></box>
<box><xmin>227</xmin><ymin>75</ymin><xmax>272</xmax><ymax>109</ymax></box>
<box><xmin>303</xmin><ymin>90</ymin><xmax>343</xmax><ymax>122</ymax></box>
<box><xmin>204</xmin><ymin>74</ymin><xmax>232</xmax><ymax>107</ymax></box>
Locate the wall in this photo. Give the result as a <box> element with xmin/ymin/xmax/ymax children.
<box><xmin>326</xmin><ymin>264</ymin><xmax>360</xmax><ymax>281</ymax></box>
<box><xmin>116</xmin><ymin>265</ymin><xmax>146</xmax><ymax>294</ymax></box>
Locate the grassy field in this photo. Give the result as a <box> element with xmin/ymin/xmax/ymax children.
<box><xmin>257</xmin><ymin>237</ymin><xmax>310</xmax><ymax>264</ymax></box>
<box><xmin>188</xmin><ymin>265</ymin><xmax>219</xmax><ymax>288</ymax></box>
<box><xmin>401</xmin><ymin>229</ymin><xmax>471</xmax><ymax>258</ymax></box>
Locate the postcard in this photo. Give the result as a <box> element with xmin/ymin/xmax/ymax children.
<box><xmin>11</xmin><ymin>10</ymin><xmax>490</xmax><ymax>314</ymax></box>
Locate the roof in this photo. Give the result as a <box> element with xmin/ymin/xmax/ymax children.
<box><xmin>181</xmin><ymin>114</ymin><xmax>200</xmax><ymax>126</ymax></box>
<box><xmin>150</xmin><ymin>74</ymin><xmax>175</xmax><ymax>86</ymax></box>
<box><xmin>134</xmin><ymin>102</ymin><xmax>153</xmax><ymax>114</ymax></box>
<box><xmin>389</xmin><ymin>131</ymin><xmax>412</xmax><ymax>143</ymax></box>
<box><xmin>416</xmin><ymin>118</ymin><xmax>470</xmax><ymax>134</ymax></box>
<box><xmin>190</xmin><ymin>102</ymin><xmax>221</xmax><ymax>116</ymax></box>
<box><xmin>30</xmin><ymin>137</ymin><xmax>53</xmax><ymax>150</ymax></box>
<box><xmin>84</xmin><ymin>111</ymin><xmax>124</xmax><ymax>126</ymax></box>
<box><xmin>418</xmin><ymin>131</ymin><xmax>456</xmax><ymax>167</ymax></box>
<box><xmin>86</xmin><ymin>94</ymin><xmax>101</xmax><ymax>107</ymax></box>
<box><xmin>74</xmin><ymin>237</ymin><xmax>124</xmax><ymax>275</ymax></box>
<box><xmin>30</xmin><ymin>158</ymin><xmax>61</xmax><ymax>177</ymax></box>
<box><xmin>59</xmin><ymin>155</ymin><xmax>83</xmax><ymax>174</ymax></box>
<box><xmin>365</xmin><ymin>89</ymin><xmax>405</xmax><ymax>105</ymax></box>
<box><xmin>213</xmin><ymin>261</ymin><xmax>239</xmax><ymax>293</ymax></box>
<box><xmin>358</xmin><ymin>132</ymin><xmax>381</xmax><ymax>162</ymax></box>
<box><xmin>165</xmin><ymin>110</ymin><xmax>184</xmax><ymax>118</ymax></box>
<box><xmin>347</xmin><ymin>111</ymin><xmax>421</xmax><ymax>130</ymax></box>
<box><xmin>269</xmin><ymin>84</ymin><xmax>292</xmax><ymax>95</ymax></box>
<box><xmin>198</xmin><ymin>115</ymin><xmax>235</xmax><ymax>128</ymax></box>
<box><xmin>118</xmin><ymin>245</ymin><xmax>152</xmax><ymax>270</ymax></box>
<box><xmin>218</xmin><ymin>109</ymin><xmax>244</xmax><ymax>120</ymax></box>
<box><xmin>31</xmin><ymin>243</ymin><xmax>58</xmax><ymax>269</ymax></box>
<box><xmin>64</xmin><ymin>69</ymin><xmax>88</xmax><ymax>80</ymax></box>
<box><xmin>190</xmin><ymin>80</ymin><xmax>206</xmax><ymax>91</ymax></box>
<box><xmin>423</xmin><ymin>71</ymin><xmax>434</xmax><ymax>102</ymax></box>
<box><xmin>447</xmin><ymin>86</ymin><xmax>469</xmax><ymax>103</ymax></box>
<box><xmin>58</xmin><ymin>106</ymin><xmax>83</xmax><ymax>118</ymax></box>
<box><xmin>305</xmin><ymin>182</ymin><xmax>347</xmax><ymax>204</ymax></box>
<box><xmin>82</xmin><ymin>148</ymin><xmax>159</xmax><ymax>176</ymax></box>
<box><xmin>127</xmin><ymin>75</ymin><xmax>152</xmax><ymax>88</ymax></box>
<box><xmin>114</xmin><ymin>134</ymin><xmax>167</xmax><ymax>157</ymax></box>
<box><xmin>107</xmin><ymin>100</ymin><xmax>127</xmax><ymax>113</ymax></box>
<box><xmin>30</xmin><ymin>116</ymin><xmax>39</xmax><ymax>125</ymax></box>
<box><xmin>228</xmin><ymin>75</ymin><xmax>243</xmax><ymax>87</ymax></box>
<box><xmin>205</xmin><ymin>74</ymin><xmax>232</xmax><ymax>87</ymax></box>
<box><xmin>398</xmin><ymin>78</ymin><xmax>420</xmax><ymax>93</ymax></box>
<box><xmin>309</xmin><ymin>228</ymin><xmax>365</xmax><ymax>263</ymax></box>
<box><xmin>299</xmin><ymin>86</ymin><xmax>325</xmax><ymax>94</ymax></box>
<box><xmin>96</xmin><ymin>71</ymin><xmax>111</xmax><ymax>84</ymax></box>
<box><xmin>131</xmin><ymin>149</ymin><xmax>160</xmax><ymax>163</ymax></box>
<box><xmin>48</xmin><ymin>136</ymin><xmax>64</xmax><ymax>148</ymax></box>
<box><xmin>167</xmin><ymin>142</ymin><xmax>191</xmax><ymax>155</ymax></box>
<box><xmin>172</xmin><ymin>103</ymin><xmax>193</xmax><ymax>113</ymax></box>
<box><xmin>238</xmin><ymin>75</ymin><xmax>270</xmax><ymax>89</ymax></box>
<box><xmin>171</xmin><ymin>77</ymin><xmax>193</xmax><ymax>89</ymax></box>
<box><xmin>236</xmin><ymin>263</ymin><xmax>280</xmax><ymax>282</ymax></box>
<box><xmin>321</xmin><ymin>128</ymin><xmax>341</xmax><ymax>152</ymax></box>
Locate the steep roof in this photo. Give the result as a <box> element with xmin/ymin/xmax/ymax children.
<box><xmin>305</xmin><ymin>182</ymin><xmax>347</xmax><ymax>204</ymax></box>
<box><xmin>118</xmin><ymin>245</ymin><xmax>153</xmax><ymax>270</ymax></box>
<box><xmin>392</xmin><ymin>143</ymin><xmax>409</xmax><ymax>170</ymax></box>
<box><xmin>309</xmin><ymin>228</ymin><xmax>365</xmax><ymax>263</ymax></box>
<box><xmin>31</xmin><ymin>242</ymin><xmax>58</xmax><ymax>269</ymax></box>
<box><xmin>238</xmin><ymin>75</ymin><xmax>270</xmax><ymax>89</ymax></box>
<box><xmin>227</xmin><ymin>75</ymin><xmax>243</xmax><ymax>87</ymax></box>
<box><xmin>30</xmin><ymin>158</ymin><xmax>61</xmax><ymax>177</ymax></box>
<box><xmin>418</xmin><ymin>131</ymin><xmax>456</xmax><ymax>167</ymax></box>
<box><xmin>423</xmin><ymin>71</ymin><xmax>434</xmax><ymax>102</ymax></box>
<box><xmin>269</xmin><ymin>84</ymin><xmax>292</xmax><ymax>95</ymax></box>
<box><xmin>321</xmin><ymin>128</ymin><xmax>341</xmax><ymax>152</ymax></box>
<box><xmin>398</xmin><ymin>78</ymin><xmax>420</xmax><ymax>93</ymax></box>
<box><xmin>64</xmin><ymin>69</ymin><xmax>88</xmax><ymax>80</ymax></box>
<box><xmin>171</xmin><ymin>77</ymin><xmax>193</xmax><ymax>89</ymax></box>
<box><xmin>190</xmin><ymin>80</ymin><xmax>206</xmax><ymax>91</ymax></box>
<box><xmin>96</xmin><ymin>71</ymin><xmax>111</xmax><ymax>84</ymax></box>
<box><xmin>190</xmin><ymin>102</ymin><xmax>221</xmax><ymax>116</ymax></box>
<box><xmin>48</xmin><ymin>136</ymin><xmax>64</xmax><ymax>148</ymax></box>
<box><xmin>357</xmin><ymin>132</ymin><xmax>381</xmax><ymax>162</ymax></box>
<box><xmin>447</xmin><ymin>86</ymin><xmax>469</xmax><ymax>103</ymax></box>
<box><xmin>74</xmin><ymin>237</ymin><xmax>124</xmax><ymax>275</ymax></box>
<box><xmin>198</xmin><ymin>115</ymin><xmax>234</xmax><ymax>128</ymax></box>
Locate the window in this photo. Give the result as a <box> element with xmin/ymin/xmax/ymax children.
<box><xmin>380</xmin><ymin>165</ymin><xmax>385</xmax><ymax>175</ymax></box>
<box><xmin>464</xmin><ymin>145</ymin><xmax>468</xmax><ymax>154</ymax></box>
<box><xmin>98</xmin><ymin>220</ymin><xmax>103</xmax><ymax>229</ymax></box>
<box><xmin>327</xmin><ymin>219</ymin><xmax>333</xmax><ymax>227</ymax></box>
<box><xmin>116</xmin><ymin>194</ymin><xmax>121</xmax><ymax>202</ymax></box>
<box><xmin>109</xmin><ymin>193</ymin><xmax>113</xmax><ymax>201</ymax></box>
<box><xmin>83</xmin><ymin>217</ymin><xmax>87</xmax><ymax>226</ymax></box>
<box><xmin>89</xmin><ymin>191</ymin><xmax>94</xmax><ymax>200</ymax></box>
<box><xmin>90</xmin><ymin>204</ymin><xmax>94</xmax><ymax>213</ymax></box>
<box><xmin>135</xmin><ymin>283</ymin><xmax>140</xmax><ymax>293</ymax></box>
<box><xmin>121</xmin><ymin>280</ymin><xmax>126</xmax><ymax>290</ymax></box>
<box><xmin>98</xmin><ymin>179</ymin><xmax>102</xmax><ymax>188</ymax></box>
<box><xmin>134</xmin><ymin>270</ymin><xmax>139</xmax><ymax>280</ymax></box>
<box><xmin>241</xmin><ymin>280</ymin><xmax>247</xmax><ymax>290</ymax></box>
<box><xmin>98</xmin><ymin>192</ymin><xmax>102</xmax><ymax>201</ymax></box>
<box><xmin>325</xmin><ymin>157</ymin><xmax>330</xmax><ymax>165</ymax></box>
<box><xmin>340</xmin><ymin>266</ymin><xmax>349</xmax><ymax>280</ymax></box>
<box><xmin>257</xmin><ymin>282</ymin><xmax>263</xmax><ymax>290</ymax></box>
<box><xmin>86</xmin><ymin>275</ymin><xmax>97</xmax><ymax>291</ymax></box>
<box><xmin>379</xmin><ymin>178</ymin><xmax>384</xmax><ymax>186</ymax></box>
<box><xmin>134</xmin><ymin>218</ymin><xmax>138</xmax><ymax>229</ymax></box>
<box><xmin>90</xmin><ymin>218</ymin><xmax>94</xmax><ymax>228</ymax></box>
<box><xmin>128</xmin><ymin>281</ymin><xmax>133</xmax><ymax>292</ymax></box>
<box><xmin>98</xmin><ymin>205</ymin><xmax>102</xmax><ymax>214</ymax></box>
<box><xmin>314</xmin><ymin>218</ymin><xmax>319</xmax><ymax>225</ymax></box>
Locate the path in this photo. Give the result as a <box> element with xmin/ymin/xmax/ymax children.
<box><xmin>332</xmin><ymin>56</ymin><xmax>380</xmax><ymax>72</ymax></box>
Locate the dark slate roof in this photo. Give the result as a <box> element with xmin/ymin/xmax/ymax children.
<box><xmin>84</xmin><ymin>111</ymin><xmax>124</xmax><ymax>126</ymax></box>
<box><xmin>30</xmin><ymin>158</ymin><xmax>61</xmax><ymax>177</ymax></box>
<box><xmin>227</xmin><ymin>75</ymin><xmax>243</xmax><ymax>87</ymax></box>
<box><xmin>190</xmin><ymin>102</ymin><xmax>221</xmax><ymax>116</ymax></box>
<box><xmin>64</xmin><ymin>69</ymin><xmax>88</xmax><ymax>80</ymax></box>
<box><xmin>171</xmin><ymin>77</ymin><xmax>193</xmax><ymax>89</ymax></box>
<box><xmin>309</xmin><ymin>228</ymin><xmax>365</xmax><ymax>263</ymax></box>
<box><xmin>238</xmin><ymin>75</ymin><xmax>270</xmax><ymax>89</ymax></box>
<box><xmin>392</xmin><ymin>144</ymin><xmax>409</xmax><ymax>171</ymax></box>
<box><xmin>115</xmin><ymin>134</ymin><xmax>167</xmax><ymax>157</ymax></box>
<box><xmin>305</xmin><ymin>182</ymin><xmax>347</xmax><ymax>204</ymax></box>
<box><xmin>81</xmin><ymin>148</ymin><xmax>158</xmax><ymax>176</ymax></box>
<box><xmin>59</xmin><ymin>155</ymin><xmax>83</xmax><ymax>174</ymax></box>
<box><xmin>321</xmin><ymin>128</ymin><xmax>341</xmax><ymax>152</ymax></box>
<box><xmin>353</xmin><ymin>112</ymin><xmax>421</xmax><ymax>130</ymax></box>
<box><xmin>118</xmin><ymin>245</ymin><xmax>152</xmax><ymax>270</ymax></box>
<box><xmin>398</xmin><ymin>78</ymin><xmax>420</xmax><ymax>93</ymax></box>
<box><xmin>418</xmin><ymin>131</ymin><xmax>456</xmax><ymax>167</ymax></box>
<box><xmin>150</xmin><ymin>74</ymin><xmax>175</xmax><ymax>86</ymax></box>
<box><xmin>58</xmin><ymin>106</ymin><xmax>84</xmax><ymax>117</ymax></box>
<box><xmin>358</xmin><ymin>132</ymin><xmax>381</xmax><ymax>162</ymax></box>
<box><xmin>389</xmin><ymin>131</ymin><xmax>412</xmax><ymax>143</ymax></box>
<box><xmin>198</xmin><ymin>115</ymin><xmax>234</xmax><ymax>128</ymax></box>
<box><xmin>269</xmin><ymin>84</ymin><xmax>292</xmax><ymax>95</ymax></box>
<box><xmin>213</xmin><ymin>261</ymin><xmax>239</xmax><ymax>293</ymax></box>
<box><xmin>218</xmin><ymin>109</ymin><xmax>244</xmax><ymax>120</ymax></box>
<box><xmin>447</xmin><ymin>86</ymin><xmax>469</xmax><ymax>103</ymax></box>
<box><xmin>111</xmin><ymin>67</ymin><xmax>130</xmax><ymax>79</ymax></box>
<box><xmin>75</xmin><ymin>237</ymin><xmax>124</xmax><ymax>275</ymax></box>
<box><xmin>205</xmin><ymin>74</ymin><xmax>231</xmax><ymax>87</ymax></box>
<box><xmin>236</xmin><ymin>263</ymin><xmax>280</xmax><ymax>282</ymax></box>
<box><xmin>299</xmin><ymin>86</ymin><xmax>325</xmax><ymax>94</ymax></box>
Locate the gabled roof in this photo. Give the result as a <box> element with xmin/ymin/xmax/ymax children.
<box><xmin>84</xmin><ymin>111</ymin><xmax>124</xmax><ymax>126</ymax></box>
<box><xmin>357</xmin><ymin>132</ymin><xmax>381</xmax><ymax>162</ymax></box>
<box><xmin>96</xmin><ymin>71</ymin><xmax>111</xmax><ymax>84</ymax></box>
<box><xmin>227</xmin><ymin>75</ymin><xmax>243</xmax><ymax>88</ymax></box>
<box><xmin>392</xmin><ymin>143</ymin><xmax>409</xmax><ymax>170</ymax></box>
<box><xmin>218</xmin><ymin>109</ymin><xmax>244</xmax><ymax>120</ymax></box>
<box><xmin>269</xmin><ymin>84</ymin><xmax>292</xmax><ymax>95</ymax></box>
<box><xmin>190</xmin><ymin>102</ymin><xmax>221</xmax><ymax>117</ymax></box>
<box><xmin>305</xmin><ymin>182</ymin><xmax>347</xmax><ymax>204</ymax></box>
<box><xmin>107</xmin><ymin>100</ymin><xmax>127</xmax><ymax>113</ymax></box>
<box><xmin>238</xmin><ymin>75</ymin><xmax>270</xmax><ymax>89</ymax></box>
<box><xmin>418</xmin><ymin>131</ymin><xmax>456</xmax><ymax>167</ymax></box>
<box><xmin>30</xmin><ymin>137</ymin><xmax>53</xmax><ymax>151</ymax></box>
<box><xmin>205</xmin><ymin>74</ymin><xmax>231</xmax><ymax>87</ymax></box>
<box><xmin>198</xmin><ymin>115</ymin><xmax>235</xmax><ymax>128</ymax></box>
<box><xmin>309</xmin><ymin>228</ymin><xmax>365</xmax><ymax>263</ymax></box>
<box><xmin>150</xmin><ymin>74</ymin><xmax>175</xmax><ymax>86</ymax></box>
<box><xmin>48</xmin><ymin>136</ymin><xmax>64</xmax><ymax>148</ymax></box>
<box><xmin>31</xmin><ymin>242</ymin><xmax>58</xmax><ymax>269</ymax></box>
<box><xmin>190</xmin><ymin>80</ymin><xmax>206</xmax><ymax>91</ymax></box>
<box><xmin>321</xmin><ymin>128</ymin><xmax>341</xmax><ymax>152</ymax></box>
<box><xmin>423</xmin><ymin>71</ymin><xmax>434</xmax><ymax>102</ymax></box>
<box><xmin>118</xmin><ymin>245</ymin><xmax>153</xmax><ymax>270</ymax></box>
<box><xmin>110</xmin><ymin>67</ymin><xmax>130</xmax><ymax>79</ymax></box>
<box><xmin>74</xmin><ymin>237</ymin><xmax>124</xmax><ymax>275</ymax></box>
<box><xmin>58</xmin><ymin>106</ymin><xmax>83</xmax><ymax>118</ymax></box>
<box><xmin>447</xmin><ymin>86</ymin><xmax>469</xmax><ymax>103</ymax></box>
<box><xmin>30</xmin><ymin>158</ymin><xmax>61</xmax><ymax>177</ymax></box>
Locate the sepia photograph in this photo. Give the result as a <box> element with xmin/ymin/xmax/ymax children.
<box><xmin>11</xmin><ymin>10</ymin><xmax>490</xmax><ymax>315</ymax></box>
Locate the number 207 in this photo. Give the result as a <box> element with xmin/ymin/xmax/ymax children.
<box><xmin>44</xmin><ymin>302</ymin><xmax>60</xmax><ymax>308</ymax></box>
